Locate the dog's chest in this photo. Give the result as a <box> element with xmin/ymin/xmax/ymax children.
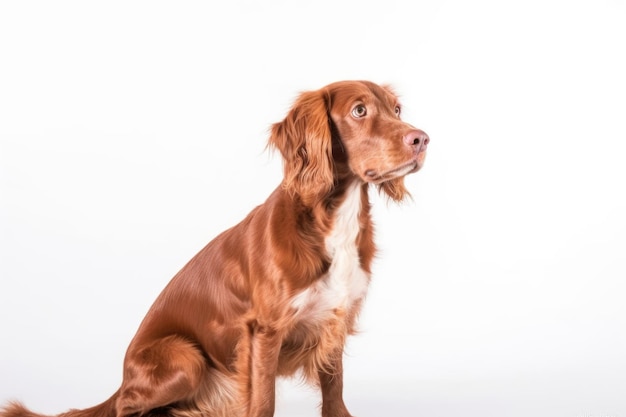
<box><xmin>290</xmin><ymin>183</ymin><xmax>370</xmax><ymax>324</ymax></box>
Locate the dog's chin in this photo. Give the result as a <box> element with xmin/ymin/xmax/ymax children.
<box><xmin>365</xmin><ymin>151</ymin><xmax>427</xmax><ymax>184</ymax></box>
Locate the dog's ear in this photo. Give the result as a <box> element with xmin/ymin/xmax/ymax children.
<box><xmin>378</xmin><ymin>178</ymin><xmax>410</xmax><ymax>202</ymax></box>
<box><xmin>269</xmin><ymin>90</ymin><xmax>334</xmax><ymax>205</ymax></box>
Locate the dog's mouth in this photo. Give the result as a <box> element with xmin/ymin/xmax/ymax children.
<box><xmin>364</xmin><ymin>151</ymin><xmax>426</xmax><ymax>184</ymax></box>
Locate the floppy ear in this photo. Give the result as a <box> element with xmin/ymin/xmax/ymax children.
<box><xmin>378</xmin><ymin>178</ymin><xmax>410</xmax><ymax>202</ymax></box>
<box><xmin>269</xmin><ymin>90</ymin><xmax>334</xmax><ymax>205</ymax></box>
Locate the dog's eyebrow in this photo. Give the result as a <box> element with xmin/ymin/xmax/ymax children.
<box><xmin>371</xmin><ymin>89</ymin><xmax>399</xmax><ymax>109</ymax></box>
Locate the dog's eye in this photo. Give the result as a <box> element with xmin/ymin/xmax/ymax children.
<box><xmin>395</xmin><ymin>106</ymin><xmax>401</xmax><ymax>116</ymax></box>
<box><xmin>351</xmin><ymin>105</ymin><xmax>367</xmax><ymax>118</ymax></box>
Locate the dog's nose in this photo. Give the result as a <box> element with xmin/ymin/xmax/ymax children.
<box><xmin>403</xmin><ymin>130</ymin><xmax>430</xmax><ymax>151</ymax></box>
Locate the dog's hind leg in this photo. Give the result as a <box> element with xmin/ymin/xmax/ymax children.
<box><xmin>115</xmin><ymin>335</ymin><xmax>207</xmax><ymax>417</ymax></box>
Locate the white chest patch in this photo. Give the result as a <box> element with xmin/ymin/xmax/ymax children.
<box><xmin>291</xmin><ymin>182</ymin><xmax>370</xmax><ymax>323</ymax></box>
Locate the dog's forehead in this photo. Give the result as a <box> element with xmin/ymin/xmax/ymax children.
<box><xmin>325</xmin><ymin>81</ymin><xmax>398</xmax><ymax>111</ymax></box>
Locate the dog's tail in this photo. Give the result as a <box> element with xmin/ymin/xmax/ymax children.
<box><xmin>1</xmin><ymin>391</ymin><xmax>119</xmax><ymax>417</ymax></box>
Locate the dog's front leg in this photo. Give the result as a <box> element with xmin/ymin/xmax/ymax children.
<box><xmin>319</xmin><ymin>350</ymin><xmax>353</xmax><ymax>417</ymax></box>
<box><xmin>245</xmin><ymin>322</ymin><xmax>282</xmax><ymax>417</ymax></box>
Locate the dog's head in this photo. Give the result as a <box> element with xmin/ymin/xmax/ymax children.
<box><xmin>269</xmin><ymin>80</ymin><xmax>429</xmax><ymax>204</ymax></box>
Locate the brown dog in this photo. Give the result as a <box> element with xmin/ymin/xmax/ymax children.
<box><xmin>1</xmin><ymin>80</ymin><xmax>429</xmax><ymax>417</ymax></box>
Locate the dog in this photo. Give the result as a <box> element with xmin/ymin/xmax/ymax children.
<box><xmin>1</xmin><ymin>80</ymin><xmax>429</xmax><ymax>417</ymax></box>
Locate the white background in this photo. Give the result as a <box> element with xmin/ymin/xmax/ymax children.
<box><xmin>1</xmin><ymin>1</ymin><xmax>625</xmax><ymax>416</ymax></box>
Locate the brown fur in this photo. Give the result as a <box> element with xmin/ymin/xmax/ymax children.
<box><xmin>1</xmin><ymin>81</ymin><xmax>429</xmax><ymax>417</ymax></box>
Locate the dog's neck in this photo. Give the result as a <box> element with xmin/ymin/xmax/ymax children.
<box><xmin>323</xmin><ymin>179</ymin><xmax>374</xmax><ymax>274</ymax></box>
<box><xmin>290</xmin><ymin>180</ymin><xmax>371</xmax><ymax>323</ymax></box>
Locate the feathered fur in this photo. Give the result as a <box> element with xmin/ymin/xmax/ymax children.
<box><xmin>1</xmin><ymin>80</ymin><xmax>429</xmax><ymax>417</ymax></box>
